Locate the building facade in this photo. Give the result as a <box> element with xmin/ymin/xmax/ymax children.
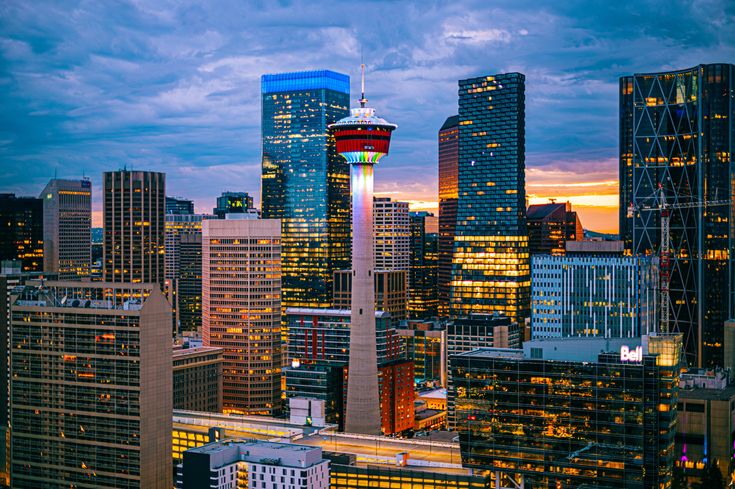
<box><xmin>619</xmin><ymin>64</ymin><xmax>735</xmax><ymax>367</ymax></box>
<box><xmin>103</xmin><ymin>170</ymin><xmax>166</xmax><ymax>287</ymax></box>
<box><xmin>176</xmin><ymin>440</ymin><xmax>329</xmax><ymax>489</ymax></box>
<box><xmin>450</xmin><ymin>73</ymin><xmax>530</xmax><ymax>322</ymax></box>
<box><xmin>409</xmin><ymin>211</ymin><xmax>438</xmax><ymax>318</ymax></box>
<box><xmin>526</xmin><ymin>201</ymin><xmax>583</xmax><ymax>255</ymax></box>
<box><xmin>10</xmin><ymin>282</ymin><xmax>172</xmax><ymax>488</ymax></box>
<box><xmin>173</xmin><ymin>346</ymin><xmax>224</xmax><ymax>413</ymax></box>
<box><xmin>451</xmin><ymin>335</ymin><xmax>682</xmax><ymax>489</ymax></box>
<box><xmin>438</xmin><ymin>115</ymin><xmax>459</xmax><ymax>318</ymax></box>
<box><xmin>531</xmin><ymin>242</ymin><xmax>659</xmax><ymax>339</ymax></box>
<box><xmin>202</xmin><ymin>218</ymin><xmax>282</xmax><ymax>415</ymax></box>
<box><xmin>396</xmin><ymin>320</ymin><xmax>446</xmax><ymax>387</ymax></box>
<box><xmin>179</xmin><ymin>233</ymin><xmax>204</xmax><ymax>334</ymax></box>
<box><xmin>373</xmin><ymin>197</ymin><xmax>410</xmax><ymax>272</ymax></box>
<box><xmin>261</xmin><ymin>70</ymin><xmax>350</xmax><ymax>309</ymax></box>
<box><xmin>40</xmin><ymin>178</ymin><xmax>92</xmax><ymax>279</ymax></box>
<box><xmin>167</xmin><ymin>196</ymin><xmax>195</xmax><ymax>215</ymax></box>
<box><xmin>0</xmin><ymin>194</ymin><xmax>43</xmax><ymax>272</ymax></box>
<box><xmin>212</xmin><ymin>191</ymin><xmax>255</xmax><ymax>218</ymax></box>
<box><xmin>333</xmin><ymin>269</ymin><xmax>407</xmax><ymax>322</ymax></box>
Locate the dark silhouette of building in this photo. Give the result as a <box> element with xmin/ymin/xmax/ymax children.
<box><xmin>166</xmin><ymin>196</ymin><xmax>194</xmax><ymax>215</ymax></box>
<box><xmin>0</xmin><ymin>194</ymin><xmax>43</xmax><ymax>272</ymax></box>
<box><xmin>212</xmin><ymin>192</ymin><xmax>254</xmax><ymax>218</ymax></box>
<box><xmin>527</xmin><ymin>201</ymin><xmax>583</xmax><ymax>255</ymax></box>
<box><xmin>409</xmin><ymin>212</ymin><xmax>438</xmax><ymax>318</ymax></box>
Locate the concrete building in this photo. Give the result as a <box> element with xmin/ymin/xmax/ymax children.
<box><xmin>675</xmin><ymin>368</ymin><xmax>735</xmax><ymax>483</ymax></box>
<box><xmin>10</xmin><ymin>282</ymin><xmax>172</xmax><ymax>488</ymax></box>
<box><xmin>329</xmin><ymin>78</ymin><xmax>397</xmax><ymax>434</ymax></box>
<box><xmin>40</xmin><ymin>178</ymin><xmax>92</xmax><ymax>279</ymax></box>
<box><xmin>176</xmin><ymin>440</ymin><xmax>329</xmax><ymax>489</ymax></box>
<box><xmin>526</xmin><ymin>201</ymin><xmax>583</xmax><ymax>255</ymax></box>
<box><xmin>447</xmin><ymin>313</ymin><xmax>520</xmax><ymax>359</ymax></box>
<box><xmin>173</xmin><ymin>346</ymin><xmax>224</xmax><ymax>413</ymax></box>
<box><xmin>451</xmin><ymin>335</ymin><xmax>682</xmax><ymax>489</ymax></box>
<box><xmin>202</xmin><ymin>218</ymin><xmax>282</xmax><ymax>415</ymax></box>
<box><xmin>103</xmin><ymin>170</ymin><xmax>166</xmax><ymax>286</ymax></box>
<box><xmin>333</xmin><ymin>269</ymin><xmax>407</xmax><ymax>322</ymax></box>
<box><xmin>531</xmin><ymin>240</ymin><xmax>658</xmax><ymax>339</ymax></box>
<box><xmin>373</xmin><ymin>197</ymin><xmax>410</xmax><ymax>272</ymax></box>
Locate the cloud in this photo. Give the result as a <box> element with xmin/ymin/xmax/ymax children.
<box><xmin>0</xmin><ymin>0</ymin><xmax>733</xmax><ymax>233</ymax></box>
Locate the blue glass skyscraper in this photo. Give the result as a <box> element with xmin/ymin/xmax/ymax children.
<box><xmin>449</xmin><ymin>73</ymin><xmax>530</xmax><ymax>322</ymax></box>
<box><xmin>261</xmin><ymin>71</ymin><xmax>351</xmax><ymax>309</ymax></box>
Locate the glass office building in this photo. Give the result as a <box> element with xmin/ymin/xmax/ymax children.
<box><xmin>409</xmin><ymin>211</ymin><xmax>439</xmax><ymax>318</ymax></box>
<box><xmin>450</xmin><ymin>73</ymin><xmax>530</xmax><ymax>322</ymax></box>
<box><xmin>438</xmin><ymin>115</ymin><xmax>459</xmax><ymax>317</ymax></box>
<box><xmin>619</xmin><ymin>64</ymin><xmax>734</xmax><ymax>368</ymax></box>
<box><xmin>261</xmin><ymin>70</ymin><xmax>351</xmax><ymax>309</ymax></box>
<box><xmin>451</xmin><ymin>335</ymin><xmax>682</xmax><ymax>489</ymax></box>
<box><xmin>0</xmin><ymin>194</ymin><xmax>43</xmax><ymax>273</ymax></box>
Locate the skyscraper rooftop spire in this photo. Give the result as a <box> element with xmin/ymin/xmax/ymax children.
<box><xmin>359</xmin><ymin>63</ymin><xmax>368</xmax><ymax>108</ymax></box>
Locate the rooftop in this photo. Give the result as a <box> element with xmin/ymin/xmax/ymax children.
<box><xmin>11</xmin><ymin>281</ymin><xmax>159</xmax><ymax>311</ymax></box>
<box><xmin>286</xmin><ymin>307</ymin><xmax>391</xmax><ymax>319</ymax></box>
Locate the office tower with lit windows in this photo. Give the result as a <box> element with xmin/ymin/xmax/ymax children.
<box><xmin>212</xmin><ymin>191</ymin><xmax>255</xmax><ymax>218</ymax></box>
<box><xmin>451</xmin><ymin>335</ymin><xmax>682</xmax><ymax>489</ymax></box>
<box><xmin>173</xmin><ymin>346</ymin><xmax>224</xmax><ymax>412</ymax></box>
<box><xmin>178</xmin><ymin>233</ymin><xmax>203</xmax><ymax>334</ymax></box>
<box><xmin>438</xmin><ymin>115</ymin><xmax>459</xmax><ymax>317</ymax></box>
<box><xmin>333</xmin><ymin>269</ymin><xmax>407</xmax><ymax>322</ymax></box>
<box><xmin>450</xmin><ymin>73</ymin><xmax>530</xmax><ymax>322</ymax></box>
<box><xmin>166</xmin><ymin>196</ymin><xmax>195</xmax><ymax>215</ymax></box>
<box><xmin>526</xmin><ymin>201</ymin><xmax>583</xmax><ymax>255</ymax></box>
<box><xmin>532</xmin><ymin>241</ymin><xmax>658</xmax><ymax>339</ymax></box>
<box><xmin>10</xmin><ymin>282</ymin><xmax>172</xmax><ymax>489</ymax></box>
<box><xmin>0</xmin><ymin>194</ymin><xmax>43</xmax><ymax>272</ymax></box>
<box><xmin>620</xmin><ymin>64</ymin><xmax>734</xmax><ymax>367</ymax></box>
<box><xmin>202</xmin><ymin>218</ymin><xmax>281</xmax><ymax>415</ymax></box>
<box><xmin>330</xmin><ymin>70</ymin><xmax>398</xmax><ymax>435</ymax></box>
<box><xmin>103</xmin><ymin>170</ymin><xmax>166</xmax><ymax>287</ymax></box>
<box><xmin>409</xmin><ymin>211</ymin><xmax>438</xmax><ymax>318</ymax></box>
<box><xmin>261</xmin><ymin>70</ymin><xmax>350</xmax><ymax>310</ymax></box>
<box><xmin>40</xmin><ymin>179</ymin><xmax>92</xmax><ymax>279</ymax></box>
<box><xmin>374</xmin><ymin>197</ymin><xmax>410</xmax><ymax>272</ymax></box>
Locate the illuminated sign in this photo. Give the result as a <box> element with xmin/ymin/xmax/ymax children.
<box><xmin>620</xmin><ymin>345</ymin><xmax>643</xmax><ymax>362</ymax></box>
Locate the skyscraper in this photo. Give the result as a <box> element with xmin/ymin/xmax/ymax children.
<box><xmin>526</xmin><ymin>201</ymin><xmax>583</xmax><ymax>255</ymax></box>
<box><xmin>330</xmin><ymin>68</ymin><xmax>397</xmax><ymax>434</ymax></box>
<box><xmin>178</xmin><ymin>233</ymin><xmax>203</xmax><ymax>334</ymax></box>
<box><xmin>409</xmin><ymin>211</ymin><xmax>438</xmax><ymax>318</ymax></box>
<box><xmin>437</xmin><ymin>115</ymin><xmax>459</xmax><ymax>317</ymax></box>
<box><xmin>450</xmin><ymin>73</ymin><xmax>530</xmax><ymax>323</ymax></box>
<box><xmin>261</xmin><ymin>70</ymin><xmax>351</xmax><ymax>309</ymax></box>
<box><xmin>212</xmin><ymin>191</ymin><xmax>255</xmax><ymax>218</ymax></box>
<box><xmin>0</xmin><ymin>194</ymin><xmax>43</xmax><ymax>272</ymax></box>
<box><xmin>103</xmin><ymin>170</ymin><xmax>166</xmax><ymax>287</ymax></box>
<box><xmin>10</xmin><ymin>282</ymin><xmax>172</xmax><ymax>488</ymax></box>
<box><xmin>202</xmin><ymin>218</ymin><xmax>281</xmax><ymax>415</ymax></box>
<box><xmin>166</xmin><ymin>196</ymin><xmax>195</xmax><ymax>215</ymax></box>
<box><xmin>40</xmin><ymin>179</ymin><xmax>92</xmax><ymax>279</ymax></box>
<box><xmin>620</xmin><ymin>64</ymin><xmax>734</xmax><ymax>367</ymax></box>
<box><xmin>373</xmin><ymin>197</ymin><xmax>410</xmax><ymax>272</ymax></box>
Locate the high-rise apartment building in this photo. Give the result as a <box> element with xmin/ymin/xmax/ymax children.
<box><xmin>212</xmin><ymin>191</ymin><xmax>255</xmax><ymax>218</ymax></box>
<box><xmin>202</xmin><ymin>218</ymin><xmax>281</xmax><ymax>415</ymax></box>
<box><xmin>526</xmin><ymin>201</ymin><xmax>583</xmax><ymax>255</ymax></box>
<box><xmin>374</xmin><ymin>197</ymin><xmax>410</xmax><ymax>272</ymax></box>
<box><xmin>450</xmin><ymin>73</ymin><xmax>530</xmax><ymax>322</ymax></box>
<box><xmin>166</xmin><ymin>196</ymin><xmax>195</xmax><ymax>215</ymax></box>
<box><xmin>409</xmin><ymin>211</ymin><xmax>438</xmax><ymax>318</ymax></box>
<box><xmin>10</xmin><ymin>282</ymin><xmax>172</xmax><ymax>488</ymax></box>
<box><xmin>261</xmin><ymin>70</ymin><xmax>350</xmax><ymax>309</ymax></box>
<box><xmin>40</xmin><ymin>179</ymin><xmax>92</xmax><ymax>279</ymax></box>
<box><xmin>438</xmin><ymin>115</ymin><xmax>459</xmax><ymax>317</ymax></box>
<box><xmin>532</xmin><ymin>241</ymin><xmax>658</xmax><ymax>339</ymax></box>
<box><xmin>620</xmin><ymin>64</ymin><xmax>734</xmax><ymax>367</ymax></box>
<box><xmin>0</xmin><ymin>194</ymin><xmax>43</xmax><ymax>272</ymax></box>
<box><xmin>103</xmin><ymin>170</ymin><xmax>166</xmax><ymax>287</ymax></box>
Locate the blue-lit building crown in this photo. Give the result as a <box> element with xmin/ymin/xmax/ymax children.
<box><xmin>261</xmin><ymin>70</ymin><xmax>350</xmax><ymax>95</ymax></box>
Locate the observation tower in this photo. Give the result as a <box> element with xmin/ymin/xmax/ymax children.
<box><xmin>329</xmin><ymin>66</ymin><xmax>397</xmax><ymax>434</ymax></box>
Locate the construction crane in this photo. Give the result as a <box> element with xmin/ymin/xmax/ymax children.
<box><xmin>627</xmin><ymin>183</ymin><xmax>729</xmax><ymax>334</ymax></box>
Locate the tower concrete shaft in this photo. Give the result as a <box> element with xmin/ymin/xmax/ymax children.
<box><xmin>345</xmin><ymin>163</ymin><xmax>381</xmax><ymax>434</ymax></box>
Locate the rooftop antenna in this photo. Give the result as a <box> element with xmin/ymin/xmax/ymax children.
<box><xmin>359</xmin><ymin>55</ymin><xmax>368</xmax><ymax>108</ymax></box>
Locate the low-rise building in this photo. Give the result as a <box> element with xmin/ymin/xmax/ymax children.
<box><xmin>173</xmin><ymin>346</ymin><xmax>224</xmax><ymax>412</ymax></box>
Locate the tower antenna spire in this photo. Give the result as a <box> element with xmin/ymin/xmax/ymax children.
<box><xmin>359</xmin><ymin>62</ymin><xmax>367</xmax><ymax>108</ymax></box>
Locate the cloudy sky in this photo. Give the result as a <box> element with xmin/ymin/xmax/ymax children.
<box><xmin>1</xmin><ymin>0</ymin><xmax>733</xmax><ymax>232</ymax></box>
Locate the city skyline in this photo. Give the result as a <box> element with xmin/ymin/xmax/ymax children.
<box><xmin>3</xmin><ymin>2</ymin><xmax>734</xmax><ymax>234</ymax></box>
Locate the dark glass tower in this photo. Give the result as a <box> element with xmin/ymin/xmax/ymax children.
<box><xmin>261</xmin><ymin>70</ymin><xmax>350</xmax><ymax>309</ymax></box>
<box><xmin>437</xmin><ymin>116</ymin><xmax>458</xmax><ymax>317</ymax></box>
<box><xmin>620</xmin><ymin>64</ymin><xmax>735</xmax><ymax>367</ymax></box>
<box><xmin>450</xmin><ymin>73</ymin><xmax>530</xmax><ymax>322</ymax></box>
<box><xmin>0</xmin><ymin>194</ymin><xmax>43</xmax><ymax>272</ymax></box>
<box><xmin>212</xmin><ymin>191</ymin><xmax>254</xmax><ymax>218</ymax></box>
<box><xmin>409</xmin><ymin>211</ymin><xmax>438</xmax><ymax>318</ymax></box>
